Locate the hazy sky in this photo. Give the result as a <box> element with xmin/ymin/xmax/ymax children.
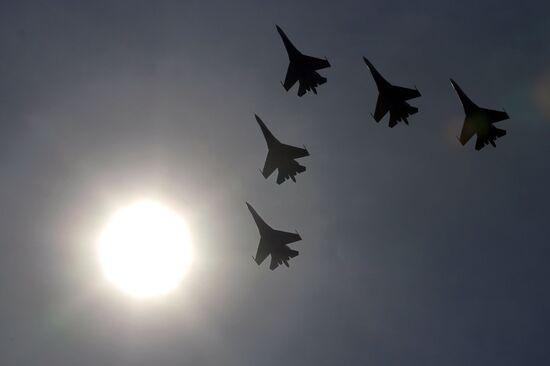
<box><xmin>1</xmin><ymin>1</ymin><xmax>550</xmax><ymax>365</ymax></box>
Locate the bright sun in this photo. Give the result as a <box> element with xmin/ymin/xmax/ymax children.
<box><xmin>98</xmin><ymin>200</ymin><xmax>192</xmax><ymax>298</ymax></box>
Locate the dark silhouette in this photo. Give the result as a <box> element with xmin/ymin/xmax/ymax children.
<box><xmin>246</xmin><ymin>202</ymin><xmax>302</xmax><ymax>270</ymax></box>
<box><xmin>255</xmin><ymin>114</ymin><xmax>309</xmax><ymax>184</ymax></box>
<box><xmin>276</xmin><ymin>25</ymin><xmax>331</xmax><ymax>97</ymax></box>
<box><xmin>450</xmin><ymin>79</ymin><xmax>509</xmax><ymax>150</ymax></box>
<box><xmin>363</xmin><ymin>57</ymin><xmax>421</xmax><ymax>127</ymax></box>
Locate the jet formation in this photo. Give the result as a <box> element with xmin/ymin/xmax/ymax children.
<box><xmin>247</xmin><ymin>25</ymin><xmax>512</xmax><ymax>270</ymax></box>
<box><xmin>277</xmin><ymin>25</ymin><xmax>331</xmax><ymax>97</ymax></box>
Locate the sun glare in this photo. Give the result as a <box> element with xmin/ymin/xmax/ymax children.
<box><xmin>98</xmin><ymin>200</ymin><xmax>192</xmax><ymax>299</ymax></box>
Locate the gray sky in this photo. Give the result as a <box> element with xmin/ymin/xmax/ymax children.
<box><xmin>1</xmin><ymin>1</ymin><xmax>550</xmax><ymax>365</ymax></box>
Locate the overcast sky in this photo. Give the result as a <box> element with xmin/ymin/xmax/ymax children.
<box><xmin>1</xmin><ymin>1</ymin><xmax>550</xmax><ymax>365</ymax></box>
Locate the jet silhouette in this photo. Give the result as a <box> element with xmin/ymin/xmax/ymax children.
<box><xmin>246</xmin><ymin>202</ymin><xmax>301</xmax><ymax>270</ymax></box>
<box><xmin>276</xmin><ymin>25</ymin><xmax>331</xmax><ymax>97</ymax></box>
<box><xmin>450</xmin><ymin>79</ymin><xmax>509</xmax><ymax>151</ymax></box>
<box><xmin>363</xmin><ymin>57</ymin><xmax>421</xmax><ymax>127</ymax></box>
<box><xmin>255</xmin><ymin>114</ymin><xmax>309</xmax><ymax>184</ymax></box>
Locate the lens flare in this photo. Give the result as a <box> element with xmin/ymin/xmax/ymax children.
<box><xmin>534</xmin><ymin>68</ymin><xmax>550</xmax><ymax>121</ymax></box>
<box><xmin>98</xmin><ymin>200</ymin><xmax>192</xmax><ymax>298</ymax></box>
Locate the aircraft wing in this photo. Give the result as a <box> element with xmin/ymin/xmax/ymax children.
<box><xmin>261</xmin><ymin>153</ymin><xmax>277</xmax><ymax>179</ymax></box>
<box><xmin>254</xmin><ymin>238</ymin><xmax>270</xmax><ymax>265</ymax></box>
<box><xmin>302</xmin><ymin>55</ymin><xmax>330</xmax><ymax>70</ymax></box>
<box><xmin>393</xmin><ymin>85</ymin><xmax>421</xmax><ymax>100</ymax></box>
<box><xmin>281</xmin><ymin>143</ymin><xmax>309</xmax><ymax>159</ymax></box>
<box><xmin>481</xmin><ymin>108</ymin><xmax>509</xmax><ymax>123</ymax></box>
<box><xmin>283</xmin><ymin>63</ymin><xmax>299</xmax><ymax>91</ymax></box>
<box><xmin>274</xmin><ymin>229</ymin><xmax>301</xmax><ymax>245</ymax></box>
<box><xmin>450</xmin><ymin>79</ymin><xmax>477</xmax><ymax>113</ymax></box>
<box><xmin>373</xmin><ymin>96</ymin><xmax>389</xmax><ymax>122</ymax></box>
<box><xmin>459</xmin><ymin>119</ymin><xmax>476</xmax><ymax>145</ymax></box>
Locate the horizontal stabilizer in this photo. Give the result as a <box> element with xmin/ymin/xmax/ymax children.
<box><xmin>493</xmin><ymin>127</ymin><xmax>507</xmax><ymax>137</ymax></box>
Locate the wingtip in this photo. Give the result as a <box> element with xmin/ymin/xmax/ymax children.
<box><xmin>254</xmin><ymin>114</ymin><xmax>265</xmax><ymax>127</ymax></box>
<box><xmin>450</xmin><ymin>79</ymin><xmax>462</xmax><ymax>95</ymax></box>
<box><xmin>363</xmin><ymin>57</ymin><xmax>377</xmax><ymax>72</ymax></box>
<box><xmin>362</xmin><ymin>56</ymin><xmax>371</xmax><ymax>68</ymax></box>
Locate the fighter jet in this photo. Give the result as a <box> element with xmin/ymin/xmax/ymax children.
<box><xmin>450</xmin><ymin>79</ymin><xmax>509</xmax><ymax>151</ymax></box>
<box><xmin>363</xmin><ymin>57</ymin><xmax>421</xmax><ymax>128</ymax></box>
<box><xmin>276</xmin><ymin>25</ymin><xmax>330</xmax><ymax>97</ymax></box>
<box><xmin>246</xmin><ymin>202</ymin><xmax>301</xmax><ymax>270</ymax></box>
<box><xmin>254</xmin><ymin>114</ymin><xmax>309</xmax><ymax>184</ymax></box>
